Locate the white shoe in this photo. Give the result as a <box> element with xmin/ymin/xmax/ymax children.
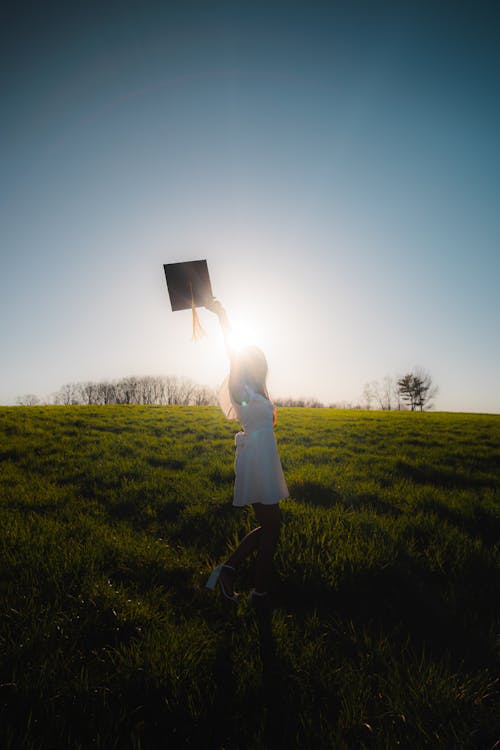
<box><xmin>205</xmin><ymin>564</ymin><xmax>239</xmax><ymax>602</ymax></box>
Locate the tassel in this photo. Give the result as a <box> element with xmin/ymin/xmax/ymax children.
<box><xmin>190</xmin><ymin>283</ymin><xmax>206</xmax><ymax>341</ymax></box>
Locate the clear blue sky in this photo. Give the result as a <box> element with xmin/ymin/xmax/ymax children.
<box><xmin>1</xmin><ymin>1</ymin><xmax>499</xmax><ymax>412</ymax></box>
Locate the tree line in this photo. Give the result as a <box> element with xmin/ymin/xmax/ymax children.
<box><xmin>17</xmin><ymin>376</ymin><xmax>217</xmax><ymax>407</ymax></box>
<box><xmin>16</xmin><ymin>368</ymin><xmax>438</xmax><ymax>411</ymax></box>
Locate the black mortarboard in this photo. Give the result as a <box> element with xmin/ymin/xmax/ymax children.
<box><xmin>163</xmin><ymin>260</ymin><xmax>213</xmax><ymax>340</ymax></box>
<box><xmin>163</xmin><ymin>260</ymin><xmax>213</xmax><ymax>311</ymax></box>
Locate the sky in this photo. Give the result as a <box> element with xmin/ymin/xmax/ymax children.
<box><xmin>1</xmin><ymin>1</ymin><xmax>499</xmax><ymax>412</ymax></box>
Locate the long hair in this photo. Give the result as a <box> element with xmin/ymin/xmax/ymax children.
<box><xmin>232</xmin><ymin>346</ymin><xmax>277</xmax><ymax>425</ymax></box>
<box><xmin>235</xmin><ymin>346</ymin><xmax>268</xmax><ymax>397</ymax></box>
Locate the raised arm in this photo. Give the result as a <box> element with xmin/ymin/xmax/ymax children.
<box><xmin>205</xmin><ymin>297</ymin><xmax>247</xmax><ymax>404</ymax></box>
<box><xmin>204</xmin><ymin>297</ymin><xmax>235</xmax><ymax>360</ymax></box>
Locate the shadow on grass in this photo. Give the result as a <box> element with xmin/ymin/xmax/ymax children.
<box><xmin>275</xmin><ymin>560</ymin><xmax>498</xmax><ymax>670</ymax></box>
<box><xmin>171</xmin><ymin>503</ymin><xmax>237</xmax><ymax>551</ymax></box>
<box><xmin>209</xmin><ymin>630</ymin><xmax>241</xmax><ymax>748</ymax></box>
<box><xmin>217</xmin><ymin>605</ymin><xmax>302</xmax><ymax>749</ymax></box>
<box><xmin>104</xmin><ymin>498</ymin><xmax>187</xmax><ymax>528</ymax></box>
<box><xmin>418</xmin><ymin>498</ymin><xmax>500</xmax><ymax>546</ymax></box>
<box><xmin>0</xmin><ymin>448</ymin><xmax>22</xmax><ymax>461</ymax></box>
<box><xmin>209</xmin><ymin>466</ymin><xmax>234</xmax><ymax>484</ymax></box>
<box><xmin>147</xmin><ymin>456</ymin><xmax>186</xmax><ymax>470</ymax></box>
<box><xmin>289</xmin><ymin>479</ymin><xmax>400</xmax><ymax>516</ymax></box>
<box><xmin>254</xmin><ymin>605</ymin><xmax>302</xmax><ymax>748</ymax></box>
<box><xmin>156</xmin><ymin>501</ymin><xmax>185</xmax><ymax>523</ymax></box>
<box><xmin>395</xmin><ymin>460</ymin><xmax>496</xmax><ymax>490</ymax></box>
<box><xmin>288</xmin><ymin>480</ymin><xmax>341</xmax><ymax>507</ymax></box>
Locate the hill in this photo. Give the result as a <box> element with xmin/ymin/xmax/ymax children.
<box><xmin>0</xmin><ymin>406</ymin><xmax>499</xmax><ymax>748</ymax></box>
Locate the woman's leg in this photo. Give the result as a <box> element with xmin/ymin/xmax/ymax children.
<box><xmin>225</xmin><ymin>526</ymin><xmax>263</xmax><ymax>567</ymax></box>
<box><xmin>220</xmin><ymin>526</ymin><xmax>263</xmax><ymax>595</ymax></box>
<box><xmin>252</xmin><ymin>502</ymin><xmax>282</xmax><ymax>594</ymax></box>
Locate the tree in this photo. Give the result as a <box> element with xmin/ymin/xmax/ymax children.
<box><xmin>177</xmin><ymin>377</ymin><xmax>197</xmax><ymax>405</ymax></box>
<box><xmin>362</xmin><ymin>376</ymin><xmax>399</xmax><ymax>410</ymax></box>
<box><xmin>273</xmin><ymin>396</ymin><xmax>325</xmax><ymax>408</ymax></box>
<box><xmin>16</xmin><ymin>394</ymin><xmax>40</xmax><ymax>406</ymax></box>
<box><xmin>361</xmin><ymin>383</ymin><xmax>374</xmax><ymax>410</ymax></box>
<box><xmin>116</xmin><ymin>376</ymin><xmax>140</xmax><ymax>405</ymax></box>
<box><xmin>53</xmin><ymin>383</ymin><xmax>80</xmax><ymax>405</ymax></box>
<box><xmin>397</xmin><ymin>368</ymin><xmax>438</xmax><ymax>411</ymax></box>
<box><xmin>78</xmin><ymin>381</ymin><xmax>100</xmax><ymax>405</ymax></box>
<box><xmin>192</xmin><ymin>385</ymin><xmax>217</xmax><ymax>406</ymax></box>
<box><xmin>96</xmin><ymin>380</ymin><xmax>117</xmax><ymax>405</ymax></box>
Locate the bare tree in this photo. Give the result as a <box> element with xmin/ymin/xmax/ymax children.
<box><xmin>53</xmin><ymin>382</ymin><xmax>81</xmax><ymax>405</ymax></box>
<box><xmin>139</xmin><ymin>376</ymin><xmax>154</xmax><ymax>405</ymax></box>
<box><xmin>16</xmin><ymin>394</ymin><xmax>40</xmax><ymax>406</ymax></box>
<box><xmin>177</xmin><ymin>377</ymin><xmax>197</xmax><ymax>405</ymax></box>
<box><xmin>95</xmin><ymin>380</ymin><xmax>117</xmax><ymax>405</ymax></box>
<box><xmin>163</xmin><ymin>375</ymin><xmax>179</xmax><ymax>405</ymax></box>
<box><xmin>274</xmin><ymin>396</ymin><xmax>324</xmax><ymax>407</ymax></box>
<box><xmin>77</xmin><ymin>381</ymin><xmax>101</xmax><ymax>405</ymax></box>
<box><xmin>304</xmin><ymin>397</ymin><xmax>324</xmax><ymax>408</ymax></box>
<box><xmin>48</xmin><ymin>373</ymin><xmax>274</xmax><ymax>408</ymax></box>
<box><xmin>116</xmin><ymin>376</ymin><xmax>140</xmax><ymax>405</ymax></box>
<box><xmin>149</xmin><ymin>376</ymin><xmax>166</xmax><ymax>405</ymax></box>
<box><xmin>192</xmin><ymin>384</ymin><xmax>217</xmax><ymax>406</ymax></box>
<box><xmin>372</xmin><ymin>380</ymin><xmax>387</xmax><ymax>410</ymax></box>
<box><xmin>361</xmin><ymin>383</ymin><xmax>374</xmax><ymax>410</ymax></box>
<box><xmin>364</xmin><ymin>377</ymin><xmax>395</xmax><ymax>410</ymax></box>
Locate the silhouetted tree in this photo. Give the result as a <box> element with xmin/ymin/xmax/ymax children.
<box><xmin>274</xmin><ymin>396</ymin><xmax>324</xmax><ymax>407</ymax></box>
<box><xmin>361</xmin><ymin>383</ymin><xmax>374</xmax><ymax>410</ymax></box>
<box><xmin>78</xmin><ymin>381</ymin><xmax>101</xmax><ymax>405</ymax></box>
<box><xmin>192</xmin><ymin>385</ymin><xmax>217</xmax><ymax>406</ymax></box>
<box><xmin>16</xmin><ymin>394</ymin><xmax>40</xmax><ymax>406</ymax></box>
<box><xmin>96</xmin><ymin>380</ymin><xmax>117</xmax><ymax>405</ymax></box>
<box><xmin>53</xmin><ymin>383</ymin><xmax>81</xmax><ymax>405</ymax></box>
<box><xmin>362</xmin><ymin>377</ymin><xmax>400</xmax><ymax>410</ymax></box>
<box><xmin>50</xmin><ymin>375</ymin><xmax>217</xmax><ymax>407</ymax></box>
<box><xmin>116</xmin><ymin>376</ymin><xmax>140</xmax><ymax>404</ymax></box>
<box><xmin>397</xmin><ymin>368</ymin><xmax>438</xmax><ymax>411</ymax></box>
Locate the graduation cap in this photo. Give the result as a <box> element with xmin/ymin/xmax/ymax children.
<box><xmin>163</xmin><ymin>260</ymin><xmax>213</xmax><ymax>341</ymax></box>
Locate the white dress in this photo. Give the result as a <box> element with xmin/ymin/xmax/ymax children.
<box><xmin>218</xmin><ymin>377</ymin><xmax>289</xmax><ymax>507</ymax></box>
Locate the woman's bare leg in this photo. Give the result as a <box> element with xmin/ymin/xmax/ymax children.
<box><xmin>252</xmin><ymin>503</ymin><xmax>282</xmax><ymax>594</ymax></box>
<box><xmin>220</xmin><ymin>526</ymin><xmax>263</xmax><ymax>595</ymax></box>
<box><xmin>225</xmin><ymin>526</ymin><xmax>263</xmax><ymax>567</ymax></box>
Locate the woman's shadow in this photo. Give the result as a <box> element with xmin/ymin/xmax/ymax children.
<box><xmin>253</xmin><ymin>603</ymin><xmax>294</xmax><ymax>746</ymax></box>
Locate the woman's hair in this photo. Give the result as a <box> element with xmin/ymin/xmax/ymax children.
<box><xmin>235</xmin><ymin>346</ymin><xmax>268</xmax><ymax>396</ymax></box>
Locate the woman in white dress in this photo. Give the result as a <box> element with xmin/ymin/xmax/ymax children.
<box><xmin>204</xmin><ymin>298</ymin><xmax>289</xmax><ymax>606</ymax></box>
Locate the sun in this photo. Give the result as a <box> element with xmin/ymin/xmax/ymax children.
<box><xmin>226</xmin><ymin>318</ymin><xmax>261</xmax><ymax>353</ymax></box>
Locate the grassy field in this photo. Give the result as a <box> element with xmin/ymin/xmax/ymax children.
<box><xmin>0</xmin><ymin>405</ymin><xmax>499</xmax><ymax>749</ymax></box>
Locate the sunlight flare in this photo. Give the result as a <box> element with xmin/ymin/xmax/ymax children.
<box><xmin>226</xmin><ymin>318</ymin><xmax>262</xmax><ymax>352</ymax></box>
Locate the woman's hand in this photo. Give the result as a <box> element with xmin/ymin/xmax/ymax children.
<box><xmin>205</xmin><ymin>297</ymin><xmax>234</xmax><ymax>359</ymax></box>
<box><xmin>204</xmin><ymin>296</ymin><xmax>225</xmax><ymax>316</ymax></box>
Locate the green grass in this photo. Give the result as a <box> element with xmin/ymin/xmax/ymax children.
<box><xmin>0</xmin><ymin>405</ymin><xmax>499</xmax><ymax>749</ymax></box>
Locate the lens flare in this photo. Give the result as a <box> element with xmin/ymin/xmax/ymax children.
<box><xmin>227</xmin><ymin>319</ymin><xmax>260</xmax><ymax>352</ymax></box>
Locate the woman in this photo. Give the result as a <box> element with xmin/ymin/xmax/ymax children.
<box><xmin>204</xmin><ymin>298</ymin><xmax>289</xmax><ymax>607</ymax></box>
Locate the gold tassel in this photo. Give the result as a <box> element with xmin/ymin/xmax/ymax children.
<box><xmin>190</xmin><ymin>283</ymin><xmax>206</xmax><ymax>342</ymax></box>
